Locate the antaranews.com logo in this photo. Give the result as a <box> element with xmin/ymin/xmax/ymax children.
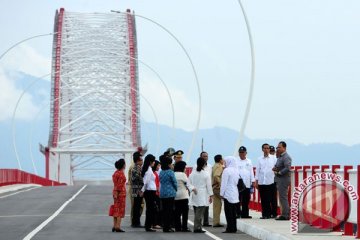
<box><xmin>291</xmin><ymin>172</ymin><xmax>358</xmax><ymax>233</ymax></box>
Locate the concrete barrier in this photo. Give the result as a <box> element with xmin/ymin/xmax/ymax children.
<box><xmin>0</xmin><ymin>169</ymin><xmax>66</xmax><ymax>186</ymax></box>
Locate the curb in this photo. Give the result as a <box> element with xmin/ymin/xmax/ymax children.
<box><xmin>0</xmin><ymin>184</ymin><xmax>41</xmax><ymax>194</ymax></box>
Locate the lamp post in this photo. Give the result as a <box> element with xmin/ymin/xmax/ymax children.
<box><xmin>233</xmin><ymin>0</ymin><xmax>256</xmax><ymax>155</ymax></box>
<box><xmin>29</xmin><ymin>84</ymin><xmax>161</xmax><ymax>176</ymax></box>
<box><xmin>0</xmin><ymin>32</ymin><xmax>55</xmax><ymax>61</ymax></box>
<box><xmin>111</xmin><ymin>10</ymin><xmax>202</xmax><ymax>162</ymax></box>
<box><xmin>0</xmin><ymin>32</ymin><xmax>55</xmax><ymax>170</ymax></box>
<box><xmin>13</xmin><ymin>55</ymin><xmax>174</xmax><ymax>174</ymax></box>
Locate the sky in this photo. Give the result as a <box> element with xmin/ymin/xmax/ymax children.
<box><xmin>1</xmin><ymin>0</ymin><xmax>360</xmax><ymax>163</ymax></box>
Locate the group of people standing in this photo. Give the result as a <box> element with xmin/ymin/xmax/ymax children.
<box><xmin>213</xmin><ymin>141</ymin><xmax>292</xmax><ymax>233</ymax></box>
<box><xmin>129</xmin><ymin>151</ymin><xmax>182</xmax><ymax>232</ymax></box>
<box><xmin>110</xmin><ymin>141</ymin><xmax>292</xmax><ymax>234</ymax></box>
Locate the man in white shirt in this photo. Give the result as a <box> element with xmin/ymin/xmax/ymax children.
<box><xmin>200</xmin><ymin>151</ymin><xmax>212</xmax><ymax>226</ymax></box>
<box><xmin>236</xmin><ymin>146</ymin><xmax>255</xmax><ymax>218</ymax></box>
<box><xmin>255</xmin><ymin>143</ymin><xmax>278</xmax><ymax>219</ymax></box>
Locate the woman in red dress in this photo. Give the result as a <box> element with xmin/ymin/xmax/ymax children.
<box><xmin>112</xmin><ymin>158</ymin><xmax>126</xmax><ymax>232</ymax></box>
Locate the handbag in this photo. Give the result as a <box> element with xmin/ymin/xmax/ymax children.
<box><xmin>237</xmin><ymin>178</ymin><xmax>246</xmax><ymax>193</ymax></box>
<box><xmin>108</xmin><ymin>204</ymin><xmax>114</xmax><ymax>216</ymax></box>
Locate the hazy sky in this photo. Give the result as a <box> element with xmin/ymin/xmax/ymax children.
<box><xmin>1</xmin><ymin>0</ymin><xmax>360</xmax><ymax>147</ymax></box>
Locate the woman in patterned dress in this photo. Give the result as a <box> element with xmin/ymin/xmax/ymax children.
<box><xmin>159</xmin><ymin>155</ymin><xmax>178</xmax><ymax>232</ymax></box>
<box><xmin>112</xmin><ymin>158</ymin><xmax>126</xmax><ymax>232</ymax></box>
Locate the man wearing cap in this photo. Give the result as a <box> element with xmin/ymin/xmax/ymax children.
<box><xmin>255</xmin><ymin>143</ymin><xmax>278</xmax><ymax>219</ymax></box>
<box><xmin>164</xmin><ymin>147</ymin><xmax>175</xmax><ymax>157</ymax></box>
<box><xmin>237</xmin><ymin>146</ymin><xmax>255</xmax><ymax>218</ymax></box>
<box><xmin>164</xmin><ymin>147</ymin><xmax>176</xmax><ymax>170</ymax></box>
<box><xmin>273</xmin><ymin>141</ymin><xmax>292</xmax><ymax>220</ymax></box>
<box><xmin>173</xmin><ymin>150</ymin><xmax>184</xmax><ymax>164</ymax></box>
<box><xmin>269</xmin><ymin>146</ymin><xmax>276</xmax><ymax>156</ymax></box>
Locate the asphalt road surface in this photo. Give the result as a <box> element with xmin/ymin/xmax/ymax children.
<box><xmin>0</xmin><ymin>185</ymin><xmax>257</xmax><ymax>240</ymax></box>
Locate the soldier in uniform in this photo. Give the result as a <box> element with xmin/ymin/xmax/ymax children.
<box><xmin>164</xmin><ymin>147</ymin><xmax>176</xmax><ymax>169</ymax></box>
<box><xmin>173</xmin><ymin>150</ymin><xmax>184</xmax><ymax>164</ymax></box>
<box><xmin>164</xmin><ymin>147</ymin><xmax>175</xmax><ymax>157</ymax></box>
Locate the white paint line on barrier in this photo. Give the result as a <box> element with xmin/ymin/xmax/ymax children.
<box><xmin>188</xmin><ymin>220</ymin><xmax>223</xmax><ymax>240</ymax></box>
<box><xmin>0</xmin><ymin>186</ymin><xmax>41</xmax><ymax>199</ymax></box>
<box><xmin>23</xmin><ymin>185</ymin><xmax>87</xmax><ymax>240</ymax></box>
<box><xmin>0</xmin><ymin>215</ymin><xmax>48</xmax><ymax>218</ymax></box>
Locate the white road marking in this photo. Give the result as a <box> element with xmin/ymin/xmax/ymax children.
<box><xmin>23</xmin><ymin>185</ymin><xmax>87</xmax><ymax>240</ymax></box>
<box><xmin>0</xmin><ymin>215</ymin><xmax>48</xmax><ymax>218</ymax></box>
<box><xmin>59</xmin><ymin>213</ymin><xmax>131</xmax><ymax>217</ymax></box>
<box><xmin>0</xmin><ymin>213</ymin><xmax>126</xmax><ymax>218</ymax></box>
<box><xmin>0</xmin><ymin>186</ymin><xmax>40</xmax><ymax>199</ymax></box>
<box><xmin>188</xmin><ymin>220</ymin><xmax>223</xmax><ymax>240</ymax></box>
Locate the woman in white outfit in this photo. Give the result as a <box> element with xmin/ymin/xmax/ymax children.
<box><xmin>174</xmin><ymin>161</ymin><xmax>196</xmax><ymax>232</ymax></box>
<box><xmin>189</xmin><ymin>157</ymin><xmax>213</xmax><ymax>233</ymax></box>
<box><xmin>220</xmin><ymin>156</ymin><xmax>240</xmax><ymax>233</ymax></box>
<box><xmin>141</xmin><ymin>154</ymin><xmax>157</xmax><ymax>232</ymax></box>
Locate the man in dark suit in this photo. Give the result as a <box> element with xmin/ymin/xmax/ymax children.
<box><xmin>272</xmin><ymin>141</ymin><xmax>292</xmax><ymax>220</ymax></box>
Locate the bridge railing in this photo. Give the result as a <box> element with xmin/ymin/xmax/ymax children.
<box><xmin>186</xmin><ymin>165</ymin><xmax>359</xmax><ymax>238</ymax></box>
<box><xmin>0</xmin><ymin>169</ymin><xmax>66</xmax><ymax>187</ymax></box>
<box><xmin>249</xmin><ymin>165</ymin><xmax>359</xmax><ymax>238</ymax></box>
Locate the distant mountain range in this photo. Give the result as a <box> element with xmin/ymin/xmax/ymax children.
<box><xmin>141</xmin><ymin>121</ymin><xmax>360</xmax><ymax>168</ymax></box>
<box><xmin>1</xmin><ymin>71</ymin><xmax>358</xmax><ymax>177</ymax></box>
<box><xmin>1</xmin><ymin>119</ymin><xmax>359</xmax><ymax>178</ymax></box>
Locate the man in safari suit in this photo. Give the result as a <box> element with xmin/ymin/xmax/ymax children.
<box><xmin>273</xmin><ymin>141</ymin><xmax>292</xmax><ymax>220</ymax></box>
<box><xmin>211</xmin><ymin>154</ymin><xmax>224</xmax><ymax>227</ymax></box>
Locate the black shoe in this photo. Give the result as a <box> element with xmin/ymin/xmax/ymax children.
<box><xmin>181</xmin><ymin>228</ymin><xmax>191</xmax><ymax>232</ymax></box>
<box><xmin>146</xmin><ymin>228</ymin><xmax>156</xmax><ymax>232</ymax></box>
<box><xmin>115</xmin><ymin>228</ymin><xmax>125</xmax><ymax>232</ymax></box>
<box><xmin>236</xmin><ymin>215</ymin><xmax>241</xmax><ymax>219</ymax></box>
<box><xmin>213</xmin><ymin>224</ymin><xmax>224</xmax><ymax>227</ymax></box>
<box><xmin>203</xmin><ymin>224</ymin><xmax>212</xmax><ymax>227</ymax></box>
<box><xmin>194</xmin><ymin>230</ymin><xmax>206</xmax><ymax>233</ymax></box>
<box><xmin>175</xmin><ymin>228</ymin><xmax>182</xmax><ymax>232</ymax></box>
<box><xmin>163</xmin><ymin>228</ymin><xmax>175</xmax><ymax>232</ymax></box>
<box><xmin>275</xmin><ymin>215</ymin><xmax>289</xmax><ymax>220</ymax></box>
<box><xmin>132</xmin><ymin>224</ymin><xmax>144</xmax><ymax>228</ymax></box>
<box><xmin>241</xmin><ymin>216</ymin><xmax>252</xmax><ymax>219</ymax></box>
<box><xmin>222</xmin><ymin>230</ymin><xmax>237</xmax><ymax>233</ymax></box>
<box><xmin>112</xmin><ymin>227</ymin><xmax>116</xmax><ymax>232</ymax></box>
<box><xmin>260</xmin><ymin>216</ymin><xmax>269</xmax><ymax>219</ymax></box>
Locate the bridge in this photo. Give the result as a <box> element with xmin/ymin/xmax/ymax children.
<box><xmin>0</xmin><ymin>167</ymin><xmax>359</xmax><ymax>239</ymax></box>
<box><xmin>0</xmin><ymin>8</ymin><xmax>359</xmax><ymax>240</ymax></box>
<box><xmin>43</xmin><ymin>8</ymin><xmax>142</xmax><ymax>185</ymax></box>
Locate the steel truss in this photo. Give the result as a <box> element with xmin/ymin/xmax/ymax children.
<box><xmin>46</xmin><ymin>9</ymin><xmax>140</xmax><ymax>184</ymax></box>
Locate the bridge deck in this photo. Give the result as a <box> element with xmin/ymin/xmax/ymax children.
<box><xmin>0</xmin><ymin>185</ymin><xmax>256</xmax><ymax>240</ymax></box>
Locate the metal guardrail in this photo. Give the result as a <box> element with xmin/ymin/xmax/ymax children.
<box><xmin>186</xmin><ymin>165</ymin><xmax>359</xmax><ymax>238</ymax></box>
<box><xmin>0</xmin><ymin>169</ymin><xmax>66</xmax><ymax>186</ymax></box>
<box><xmin>249</xmin><ymin>165</ymin><xmax>359</xmax><ymax>238</ymax></box>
